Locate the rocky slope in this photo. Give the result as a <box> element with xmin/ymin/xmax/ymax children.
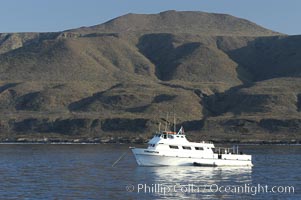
<box><xmin>0</xmin><ymin>11</ymin><xmax>300</xmax><ymax>143</ymax></box>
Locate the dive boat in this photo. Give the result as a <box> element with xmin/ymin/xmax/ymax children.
<box><xmin>130</xmin><ymin>127</ymin><xmax>253</xmax><ymax>167</ymax></box>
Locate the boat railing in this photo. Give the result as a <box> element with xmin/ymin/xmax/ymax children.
<box><xmin>201</xmin><ymin>140</ymin><xmax>213</xmax><ymax>144</ymax></box>
<box><xmin>214</xmin><ymin>146</ymin><xmax>241</xmax><ymax>155</ymax></box>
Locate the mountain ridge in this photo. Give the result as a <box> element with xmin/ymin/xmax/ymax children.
<box><xmin>69</xmin><ymin>10</ymin><xmax>282</xmax><ymax>36</ymax></box>
<box><xmin>0</xmin><ymin>11</ymin><xmax>300</xmax><ymax>143</ymax></box>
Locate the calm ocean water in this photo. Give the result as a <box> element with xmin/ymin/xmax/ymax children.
<box><xmin>0</xmin><ymin>144</ymin><xmax>300</xmax><ymax>199</ymax></box>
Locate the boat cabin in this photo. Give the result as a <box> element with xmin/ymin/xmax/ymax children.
<box><xmin>147</xmin><ymin>130</ymin><xmax>215</xmax><ymax>153</ymax></box>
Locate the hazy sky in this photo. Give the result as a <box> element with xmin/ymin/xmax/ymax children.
<box><xmin>0</xmin><ymin>0</ymin><xmax>299</xmax><ymax>35</ymax></box>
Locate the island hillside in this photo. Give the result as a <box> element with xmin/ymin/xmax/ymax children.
<box><xmin>0</xmin><ymin>10</ymin><xmax>300</xmax><ymax>143</ymax></box>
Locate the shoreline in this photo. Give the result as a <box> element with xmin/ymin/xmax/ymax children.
<box><xmin>0</xmin><ymin>140</ymin><xmax>300</xmax><ymax>145</ymax></box>
<box><xmin>1</xmin><ymin>135</ymin><xmax>300</xmax><ymax>145</ymax></box>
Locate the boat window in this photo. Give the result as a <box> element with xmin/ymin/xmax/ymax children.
<box><xmin>176</xmin><ymin>136</ymin><xmax>179</xmax><ymax>138</ymax></box>
<box><xmin>182</xmin><ymin>146</ymin><xmax>191</xmax><ymax>150</ymax></box>
<box><xmin>169</xmin><ymin>145</ymin><xmax>179</xmax><ymax>149</ymax></box>
<box><xmin>181</xmin><ymin>136</ymin><xmax>184</xmax><ymax>138</ymax></box>
<box><xmin>163</xmin><ymin>134</ymin><xmax>167</xmax><ymax>139</ymax></box>
<box><xmin>168</xmin><ymin>135</ymin><xmax>174</xmax><ymax>139</ymax></box>
<box><xmin>195</xmin><ymin>147</ymin><xmax>204</xmax><ymax>150</ymax></box>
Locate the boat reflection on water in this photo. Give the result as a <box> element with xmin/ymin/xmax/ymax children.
<box><xmin>134</xmin><ymin>166</ymin><xmax>252</xmax><ymax>199</ymax></box>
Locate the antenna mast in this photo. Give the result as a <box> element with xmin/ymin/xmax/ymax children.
<box><xmin>158</xmin><ymin>122</ymin><xmax>161</xmax><ymax>132</ymax></box>
<box><xmin>165</xmin><ymin>113</ymin><xmax>169</xmax><ymax>131</ymax></box>
<box><xmin>173</xmin><ymin>113</ymin><xmax>176</xmax><ymax>133</ymax></box>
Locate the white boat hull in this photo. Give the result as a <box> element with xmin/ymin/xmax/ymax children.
<box><xmin>132</xmin><ymin>148</ymin><xmax>253</xmax><ymax>167</ymax></box>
